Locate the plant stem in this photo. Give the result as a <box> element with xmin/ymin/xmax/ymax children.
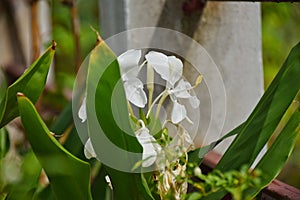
<box><xmin>30</xmin><ymin>0</ymin><xmax>40</xmax><ymax>62</ymax></box>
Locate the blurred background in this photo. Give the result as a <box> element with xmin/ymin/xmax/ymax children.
<box><xmin>0</xmin><ymin>0</ymin><xmax>299</xmax><ymax>189</ymax></box>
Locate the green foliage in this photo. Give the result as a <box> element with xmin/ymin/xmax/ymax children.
<box><xmin>245</xmin><ymin>107</ymin><xmax>300</xmax><ymax>197</ymax></box>
<box><xmin>17</xmin><ymin>94</ymin><xmax>92</xmax><ymax>200</ymax></box>
<box><xmin>5</xmin><ymin>152</ymin><xmax>41</xmax><ymax>200</ymax></box>
<box><xmin>0</xmin><ymin>4</ymin><xmax>299</xmax><ymax>198</ymax></box>
<box><xmin>85</xmin><ymin>39</ymin><xmax>154</xmax><ymax>200</ymax></box>
<box><xmin>188</xmin><ymin>166</ymin><xmax>261</xmax><ymax>200</ymax></box>
<box><xmin>52</xmin><ymin>0</ymin><xmax>99</xmax><ymax>86</ymax></box>
<box><xmin>262</xmin><ymin>4</ymin><xmax>300</xmax><ymax>188</ymax></box>
<box><xmin>188</xmin><ymin>42</ymin><xmax>300</xmax><ymax>199</ymax></box>
<box><xmin>217</xmin><ymin>42</ymin><xmax>300</xmax><ymax>172</ymax></box>
<box><xmin>0</xmin><ymin>44</ymin><xmax>55</xmax><ymax>128</ymax></box>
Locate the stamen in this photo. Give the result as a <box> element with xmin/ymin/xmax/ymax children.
<box><xmin>146</xmin><ymin>90</ymin><xmax>168</xmax><ymax>118</ymax></box>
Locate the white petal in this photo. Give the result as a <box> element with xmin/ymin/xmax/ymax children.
<box><xmin>118</xmin><ymin>49</ymin><xmax>141</xmax><ymax>81</ymax></box>
<box><xmin>78</xmin><ymin>97</ymin><xmax>87</xmax><ymax>123</ymax></box>
<box><xmin>167</xmin><ymin>56</ymin><xmax>183</xmax><ymax>87</ymax></box>
<box><xmin>171</xmin><ymin>101</ymin><xmax>187</xmax><ymax>124</ymax></box>
<box><xmin>172</xmin><ymin>79</ymin><xmax>191</xmax><ymax>99</ymax></box>
<box><xmin>124</xmin><ymin>78</ymin><xmax>147</xmax><ymax>108</ymax></box>
<box><xmin>135</xmin><ymin>127</ymin><xmax>161</xmax><ymax>167</ymax></box>
<box><xmin>84</xmin><ymin>138</ymin><xmax>96</xmax><ymax>159</ymax></box>
<box><xmin>145</xmin><ymin>51</ymin><xmax>170</xmax><ymax>82</ymax></box>
<box><xmin>189</xmin><ymin>95</ymin><xmax>200</xmax><ymax>108</ymax></box>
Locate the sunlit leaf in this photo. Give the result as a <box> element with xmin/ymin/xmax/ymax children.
<box><xmin>246</xmin><ymin>108</ymin><xmax>300</xmax><ymax>198</ymax></box>
<box><xmin>216</xmin><ymin>42</ymin><xmax>300</xmax><ymax>171</ymax></box>
<box><xmin>0</xmin><ymin>43</ymin><xmax>55</xmax><ymax>128</ymax></box>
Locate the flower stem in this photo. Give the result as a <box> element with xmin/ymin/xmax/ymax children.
<box><xmin>147</xmin><ymin>63</ymin><xmax>154</xmax><ymax>110</ymax></box>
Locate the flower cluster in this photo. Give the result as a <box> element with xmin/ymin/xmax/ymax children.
<box><xmin>79</xmin><ymin>49</ymin><xmax>202</xmax><ymax>199</ymax></box>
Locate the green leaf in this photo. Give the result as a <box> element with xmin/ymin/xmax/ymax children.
<box><xmin>0</xmin><ymin>43</ymin><xmax>55</xmax><ymax>128</ymax></box>
<box><xmin>0</xmin><ymin>128</ymin><xmax>9</xmax><ymax>159</ymax></box>
<box><xmin>63</xmin><ymin>127</ymin><xmax>86</xmax><ymax>160</ymax></box>
<box><xmin>85</xmin><ymin>38</ymin><xmax>153</xmax><ymax>200</ymax></box>
<box><xmin>17</xmin><ymin>94</ymin><xmax>92</xmax><ymax>200</ymax></box>
<box><xmin>216</xmin><ymin>42</ymin><xmax>300</xmax><ymax>171</ymax></box>
<box><xmin>50</xmin><ymin>101</ymin><xmax>73</xmax><ymax>135</ymax></box>
<box><xmin>5</xmin><ymin>151</ymin><xmax>41</xmax><ymax>200</ymax></box>
<box><xmin>188</xmin><ymin>123</ymin><xmax>244</xmax><ymax>165</ymax></box>
<box><xmin>246</xmin><ymin>108</ymin><xmax>300</xmax><ymax>198</ymax></box>
<box><xmin>200</xmin><ymin>190</ymin><xmax>227</xmax><ymax>200</ymax></box>
<box><xmin>187</xmin><ymin>192</ymin><xmax>202</xmax><ymax>200</ymax></box>
<box><xmin>34</xmin><ymin>102</ymin><xmax>84</xmax><ymax>199</ymax></box>
<box><xmin>33</xmin><ymin>185</ymin><xmax>56</xmax><ymax>200</ymax></box>
<box><xmin>91</xmin><ymin>165</ymin><xmax>108</xmax><ymax>200</ymax></box>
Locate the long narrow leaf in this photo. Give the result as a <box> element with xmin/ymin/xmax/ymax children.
<box><xmin>247</xmin><ymin>108</ymin><xmax>300</xmax><ymax>198</ymax></box>
<box><xmin>85</xmin><ymin>37</ymin><xmax>153</xmax><ymax>200</ymax></box>
<box><xmin>17</xmin><ymin>94</ymin><xmax>92</xmax><ymax>200</ymax></box>
<box><xmin>0</xmin><ymin>43</ymin><xmax>55</xmax><ymax>128</ymax></box>
<box><xmin>216</xmin><ymin>42</ymin><xmax>300</xmax><ymax>171</ymax></box>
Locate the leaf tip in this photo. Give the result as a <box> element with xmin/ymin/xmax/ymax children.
<box><xmin>52</xmin><ymin>40</ymin><xmax>57</xmax><ymax>50</ymax></box>
<box><xmin>89</xmin><ymin>26</ymin><xmax>103</xmax><ymax>44</ymax></box>
<box><xmin>17</xmin><ymin>92</ymin><xmax>25</xmax><ymax>97</ymax></box>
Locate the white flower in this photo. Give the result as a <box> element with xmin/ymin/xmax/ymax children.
<box><xmin>145</xmin><ymin>51</ymin><xmax>200</xmax><ymax>124</ymax></box>
<box><xmin>118</xmin><ymin>49</ymin><xmax>147</xmax><ymax>108</ymax></box>
<box><xmin>169</xmin><ymin>80</ymin><xmax>200</xmax><ymax>123</ymax></box>
<box><xmin>84</xmin><ymin>138</ymin><xmax>96</xmax><ymax>159</ymax></box>
<box><xmin>145</xmin><ymin>51</ymin><xmax>182</xmax><ymax>87</ymax></box>
<box><xmin>78</xmin><ymin>97</ymin><xmax>87</xmax><ymax>123</ymax></box>
<box><xmin>171</xmin><ymin>101</ymin><xmax>187</xmax><ymax>124</ymax></box>
<box><xmin>135</xmin><ymin>121</ymin><xmax>161</xmax><ymax>167</ymax></box>
<box><xmin>124</xmin><ymin>78</ymin><xmax>147</xmax><ymax>108</ymax></box>
<box><xmin>118</xmin><ymin>49</ymin><xmax>141</xmax><ymax>81</ymax></box>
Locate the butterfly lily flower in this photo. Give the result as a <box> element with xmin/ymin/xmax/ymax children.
<box><xmin>145</xmin><ymin>51</ymin><xmax>200</xmax><ymax>124</ymax></box>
